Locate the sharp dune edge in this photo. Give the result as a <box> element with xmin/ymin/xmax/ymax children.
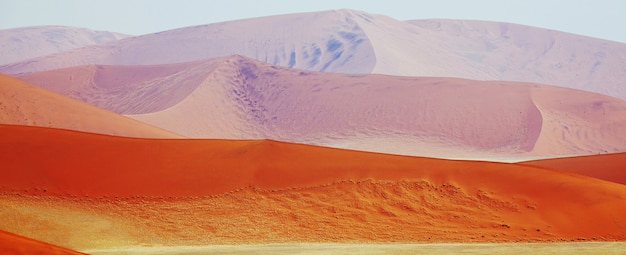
<box><xmin>521</xmin><ymin>153</ymin><xmax>626</xmax><ymax>185</ymax></box>
<box><xmin>0</xmin><ymin>74</ymin><xmax>181</xmax><ymax>138</ymax></box>
<box><xmin>0</xmin><ymin>230</ymin><xmax>86</xmax><ymax>255</ymax></box>
<box><xmin>16</xmin><ymin>55</ymin><xmax>626</xmax><ymax>159</ymax></box>
<box><xmin>1</xmin><ymin>125</ymin><xmax>626</xmax><ymax>250</ymax></box>
<box><xmin>2</xmin><ymin>10</ymin><xmax>625</xmax><ymax>100</ymax></box>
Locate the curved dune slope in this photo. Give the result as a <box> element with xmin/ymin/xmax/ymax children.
<box><xmin>2</xmin><ymin>10</ymin><xmax>625</xmax><ymax>99</ymax></box>
<box><xmin>1</xmin><ymin>125</ymin><xmax>626</xmax><ymax>248</ymax></box>
<box><xmin>19</xmin><ymin>56</ymin><xmax>626</xmax><ymax>158</ymax></box>
<box><xmin>0</xmin><ymin>25</ymin><xmax>129</xmax><ymax>66</ymax></box>
<box><xmin>0</xmin><ymin>230</ymin><xmax>86</xmax><ymax>255</ymax></box>
<box><xmin>0</xmin><ymin>10</ymin><xmax>375</xmax><ymax>75</ymax></box>
<box><xmin>0</xmin><ymin>74</ymin><xmax>180</xmax><ymax>138</ymax></box>
<box><xmin>15</xmin><ymin>59</ymin><xmax>223</xmax><ymax>114</ymax></box>
<box><xmin>519</xmin><ymin>153</ymin><xmax>626</xmax><ymax>185</ymax></box>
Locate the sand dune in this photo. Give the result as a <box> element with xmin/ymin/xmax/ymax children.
<box><xmin>2</xmin><ymin>10</ymin><xmax>625</xmax><ymax>99</ymax></box>
<box><xmin>18</xmin><ymin>56</ymin><xmax>626</xmax><ymax>158</ymax></box>
<box><xmin>0</xmin><ymin>26</ymin><xmax>129</xmax><ymax>66</ymax></box>
<box><xmin>83</xmin><ymin>243</ymin><xmax>626</xmax><ymax>255</ymax></box>
<box><xmin>14</xmin><ymin>59</ymin><xmax>221</xmax><ymax>114</ymax></box>
<box><xmin>0</xmin><ymin>229</ymin><xmax>86</xmax><ymax>255</ymax></box>
<box><xmin>1</xmin><ymin>125</ymin><xmax>626</xmax><ymax>249</ymax></box>
<box><xmin>405</xmin><ymin>19</ymin><xmax>626</xmax><ymax>99</ymax></box>
<box><xmin>0</xmin><ymin>10</ymin><xmax>375</xmax><ymax>75</ymax></box>
<box><xmin>519</xmin><ymin>153</ymin><xmax>626</xmax><ymax>185</ymax></box>
<box><xmin>0</xmin><ymin>74</ymin><xmax>180</xmax><ymax>138</ymax></box>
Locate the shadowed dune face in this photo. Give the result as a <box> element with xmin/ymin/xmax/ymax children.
<box><xmin>2</xmin><ymin>10</ymin><xmax>625</xmax><ymax>99</ymax></box>
<box><xmin>0</xmin><ymin>230</ymin><xmax>86</xmax><ymax>255</ymax></box>
<box><xmin>0</xmin><ymin>74</ymin><xmax>181</xmax><ymax>138</ymax></box>
<box><xmin>1</xmin><ymin>125</ymin><xmax>626</xmax><ymax>249</ymax></box>
<box><xmin>18</xmin><ymin>56</ymin><xmax>626</xmax><ymax>158</ymax></box>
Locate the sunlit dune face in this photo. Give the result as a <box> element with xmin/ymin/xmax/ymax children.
<box><xmin>1</xmin><ymin>125</ymin><xmax>625</xmax><ymax>249</ymax></box>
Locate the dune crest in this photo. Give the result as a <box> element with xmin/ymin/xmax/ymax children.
<box><xmin>2</xmin><ymin>10</ymin><xmax>625</xmax><ymax>99</ymax></box>
<box><xmin>0</xmin><ymin>229</ymin><xmax>86</xmax><ymax>255</ymax></box>
<box><xmin>520</xmin><ymin>153</ymin><xmax>626</xmax><ymax>185</ymax></box>
<box><xmin>14</xmin><ymin>59</ymin><xmax>223</xmax><ymax>114</ymax></box>
<box><xmin>0</xmin><ymin>74</ymin><xmax>181</xmax><ymax>138</ymax></box>
<box><xmin>18</xmin><ymin>56</ymin><xmax>625</xmax><ymax>158</ymax></box>
<box><xmin>0</xmin><ymin>25</ymin><xmax>129</xmax><ymax>66</ymax></box>
<box><xmin>1</xmin><ymin>125</ymin><xmax>626</xmax><ymax>249</ymax></box>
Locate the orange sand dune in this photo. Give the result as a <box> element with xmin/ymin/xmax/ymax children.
<box><xmin>519</xmin><ymin>153</ymin><xmax>626</xmax><ymax>185</ymax></box>
<box><xmin>0</xmin><ymin>74</ymin><xmax>180</xmax><ymax>138</ymax></box>
<box><xmin>1</xmin><ymin>124</ymin><xmax>626</xmax><ymax>248</ymax></box>
<box><xmin>0</xmin><ymin>229</ymin><xmax>86</xmax><ymax>255</ymax></box>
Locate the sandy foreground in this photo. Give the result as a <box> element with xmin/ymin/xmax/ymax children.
<box><xmin>84</xmin><ymin>242</ymin><xmax>626</xmax><ymax>255</ymax></box>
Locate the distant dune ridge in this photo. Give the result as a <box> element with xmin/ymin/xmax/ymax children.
<box><xmin>0</xmin><ymin>26</ymin><xmax>130</xmax><ymax>66</ymax></box>
<box><xmin>1</xmin><ymin>125</ymin><xmax>626</xmax><ymax>249</ymax></box>
<box><xmin>1</xmin><ymin>10</ymin><xmax>625</xmax><ymax>99</ymax></box>
<box><xmin>0</xmin><ymin>74</ymin><xmax>180</xmax><ymax>138</ymax></box>
<box><xmin>15</xmin><ymin>55</ymin><xmax>626</xmax><ymax>159</ymax></box>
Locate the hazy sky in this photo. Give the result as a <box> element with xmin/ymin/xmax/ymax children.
<box><xmin>1</xmin><ymin>0</ymin><xmax>625</xmax><ymax>42</ymax></box>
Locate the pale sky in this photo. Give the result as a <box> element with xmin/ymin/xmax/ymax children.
<box><xmin>1</xmin><ymin>0</ymin><xmax>625</xmax><ymax>43</ymax></box>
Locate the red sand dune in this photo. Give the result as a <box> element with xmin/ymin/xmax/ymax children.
<box><xmin>0</xmin><ymin>74</ymin><xmax>180</xmax><ymax>138</ymax></box>
<box><xmin>17</xmin><ymin>56</ymin><xmax>626</xmax><ymax>159</ymax></box>
<box><xmin>0</xmin><ymin>229</ymin><xmax>86</xmax><ymax>255</ymax></box>
<box><xmin>1</xmin><ymin>124</ymin><xmax>626</xmax><ymax>249</ymax></box>
<box><xmin>519</xmin><ymin>153</ymin><xmax>626</xmax><ymax>185</ymax></box>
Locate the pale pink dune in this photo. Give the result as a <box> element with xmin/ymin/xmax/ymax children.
<box><xmin>15</xmin><ymin>59</ymin><xmax>222</xmax><ymax>114</ymax></box>
<box><xmin>406</xmin><ymin>19</ymin><xmax>626</xmax><ymax>100</ymax></box>
<box><xmin>0</xmin><ymin>10</ymin><xmax>375</xmax><ymax>74</ymax></box>
<box><xmin>19</xmin><ymin>56</ymin><xmax>626</xmax><ymax>159</ymax></box>
<box><xmin>0</xmin><ymin>26</ymin><xmax>130</xmax><ymax>66</ymax></box>
<box><xmin>2</xmin><ymin>10</ymin><xmax>625</xmax><ymax>99</ymax></box>
<box><xmin>0</xmin><ymin>74</ymin><xmax>181</xmax><ymax>138</ymax></box>
<box><xmin>530</xmin><ymin>86</ymin><xmax>626</xmax><ymax>156</ymax></box>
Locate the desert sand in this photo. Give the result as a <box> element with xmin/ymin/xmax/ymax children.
<box><xmin>83</xmin><ymin>243</ymin><xmax>626</xmax><ymax>255</ymax></box>
<box><xmin>520</xmin><ymin>153</ymin><xmax>626</xmax><ymax>185</ymax></box>
<box><xmin>0</xmin><ymin>74</ymin><xmax>180</xmax><ymax>138</ymax></box>
<box><xmin>2</xmin><ymin>9</ymin><xmax>625</xmax><ymax>254</ymax></box>
<box><xmin>15</xmin><ymin>59</ymin><xmax>223</xmax><ymax>114</ymax></box>
<box><xmin>2</xmin><ymin>10</ymin><xmax>625</xmax><ymax>100</ymax></box>
<box><xmin>16</xmin><ymin>55</ymin><xmax>626</xmax><ymax>158</ymax></box>
<box><xmin>0</xmin><ymin>229</ymin><xmax>86</xmax><ymax>255</ymax></box>
<box><xmin>1</xmin><ymin>124</ymin><xmax>626</xmax><ymax>250</ymax></box>
<box><xmin>0</xmin><ymin>26</ymin><xmax>129</xmax><ymax>66</ymax></box>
